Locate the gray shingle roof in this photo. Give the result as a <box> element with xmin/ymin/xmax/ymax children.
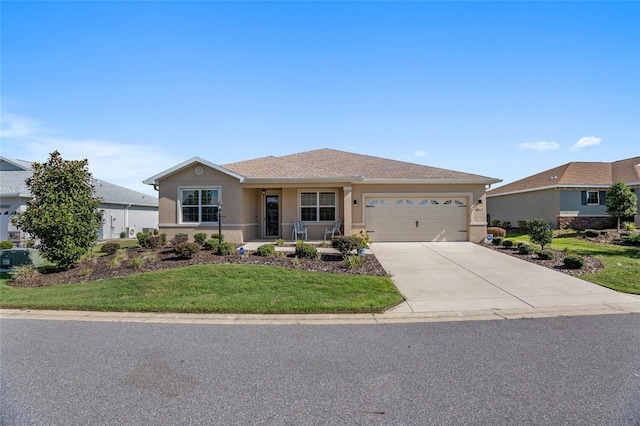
<box><xmin>0</xmin><ymin>157</ymin><xmax>157</xmax><ymax>207</ymax></box>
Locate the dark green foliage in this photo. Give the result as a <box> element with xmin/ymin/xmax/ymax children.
<box><xmin>119</xmin><ymin>231</ymin><xmax>126</xmax><ymax>239</ymax></box>
<box><xmin>331</xmin><ymin>235</ymin><xmax>366</xmax><ymax>257</ymax></box>
<box><xmin>491</xmin><ymin>220</ymin><xmax>502</xmax><ymax>227</ymax></box>
<box><xmin>174</xmin><ymin>242</ymin><xmax>200</xmax><ymax>259</ymax></box>
<box><xmin>11</xmin><ymin>151</ymin><xmax>102</xmax><ymax>269</ymax></box>
<box><xmin>211</xmin><ymin>233</ymin><xmax>224</xmax><ymax>242</ymax></box>
<box><xmin>527</xmin><ymin>218</ymin><xmax>553</xmax><ymax>250</ymax></box>
<box><xmin>295</xmin><ymin>242</ymin><xmax>318</xmax><ymax>259</ymax></box>
<box><xmin>194</xmin><ymin>233</ymin><xmax>207</xmax><ymax>245</ymax></box>
<box><xmin>256</xmin><ymin>244</ymin><xmax>275</xmax><ymax>257</ymax></box>
<box><xmin>203</xmin><ymin>239</ymin><xmax>218</xmax><ymax>251</ymax></box>
<box><xmin>153</xmin><ymin>228</ymin><xmax>159</xmax><ymax>236</ymax></box>
<box><xmin>518</xmin><ymin>243</ymin><xmax>534</xmax><ymax>255</ymax></box>
<box><xmin>0</xmin><ymin>241</ymin><xmax>13</xmax><ymax>249</ymax></box>
<box><xmin>100</xmin><ymin>242</ymin><xmax>120</xmax><ymax>255</ymax></box>
<box><xmin>584</xmin><ymin>229</ymin><xmax>599</xmax><ymax>238</ymax></box>
<box><xmin>621</xmin><ymin>234</ymin><xmax>640</xmax><ymax>246</ymax></box>
<box><xmin>487</xmin><ymin>227</ymin><xmax>506</xmax><ymax>238</ymax></box>
<box><xmin>564</xmin><ymin>255</ymin><xmax>585</xmax><ymax>269</ymax></box>
<box><xmin>501</xmin><ymin>221</ymin><xmax>512</xmax><ymax>230</ymax></box>
<box><xmin>136</xmin><ymin>232</ymin><xmax>151</xmax><ymax>248</ymax></box>
<box><xmin>492</xmin><ymin>236</ymin><xmax>503</xmax><ymax>246</ymax></box>
<box><xmin>176</xmin><ymin>233</ymin><xmax>188</xmax><ymax>238</ymax></box>
<box><xmin>517</xmin><ymin>220</ymin><xmax>529</xmax><ymax>232</ymax></box>
<box><xmin>539</xmin><ymin>250</ymin><xmax>555</xmax><ymax>260</ymax></box>
<box><xmin>160</xmin><ymin>233</ymin><xmax>167</xmax><ymax>246</ymax></box>
<box><xmin>214</xmin><ymin>242</ymin><xmax>235</xmax><ymax>256</ymax></box>
<box><xmin>171</xmin><ymin>235</ymin><xmax>189</xmax><ymax>247</ymax></box>
<box><xmin>606</xmin><ymin>181</ymin><xmax>638</xmax><ymax>231</ymax></box>
<box><xmin>502</xmin><ymin>240</ymin><xmax>514</xmax><ymax>248</ymax></box>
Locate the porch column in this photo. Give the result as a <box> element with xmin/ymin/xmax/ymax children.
<box><xmin>343</xmin><ymin>186</ymin><xmax>352</xmax><ymax>236</ymax></box>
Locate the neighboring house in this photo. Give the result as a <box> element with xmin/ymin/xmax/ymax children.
<box><xmin>0</xmin><ymin>156</ymin><xmax>159</xmax><ymax>246</ymax></box>
<box><xmin>487</xmin><ymin>156</ymin><xmax>640</xmax><ymax>230</ymax></box>
<box><xmin>143</xmin><ymin>148</ymin><xmax>501</xmax><ymax>243</ymax></box>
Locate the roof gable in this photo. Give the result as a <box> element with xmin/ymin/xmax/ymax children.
<box><xmin>143</xmin><ymin>157</ymin><xmax>245</xmax><ymax>185</ymax></box>
<box><xmin>488</xmin><ymin>156</ymin><xmax>640</xmax><ymax>197</ymax></box>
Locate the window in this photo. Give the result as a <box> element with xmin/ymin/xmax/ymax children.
<box><xmin>586</xmin><ymin>191</ymin><xmax>599</xmax><ymax>205</ymax></box>
<box><xmin>181</xmin><ymin>189</ymin><xmax>219</xmax><ymax>223</ymax></box>
<box><xmin>300</xmin><ymin>191</ymin><xmax>336</xmax><ymax>221</ymax></box>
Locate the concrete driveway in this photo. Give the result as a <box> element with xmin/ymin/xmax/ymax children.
<box><xmin>370</xmin><ymin>242</ymin><xmax>640</xmax><ymax>313</ymax></box>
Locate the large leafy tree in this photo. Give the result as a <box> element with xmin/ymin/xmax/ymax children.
<box><xmin>12</xmin><ymin>151</ymin><xmax>103</xmax><ymax>269</ymax></box>
<box><xmin>605</xmin><ymin>181</ymin><xmax>638</xmax><ymax>231</ymax></box>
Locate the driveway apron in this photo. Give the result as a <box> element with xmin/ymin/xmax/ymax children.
<box><xmin>370</xmin><ymin>242</ymin><xmax>640</xmax><ymax>313</ymax></box>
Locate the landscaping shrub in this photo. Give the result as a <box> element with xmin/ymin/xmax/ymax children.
<box><xmin>160</xmin><ymin>233</ymin><xmax>167</xmax><ymax>247</ymax></box>
<box><xmin>584</xmin><ymin>229</ymin><xmax>599</xmax><ymax>238</ymax></box>
<box><xmin>621</xmin><ymin>234</ymin><xmax>640</xmax><ymax>246</ymax></box>
<box><xmin>538</xmin><ymin>250</ymin><xmax>555</xmax><ymax>260</ymax></box>
<box><xmin>295</xmin><ymin>242</ymin><xmax>318</xmax><ymax>259</ymax></box>
<box><xmin>527</xmin><ymin>218</ymin><xmax>553</xmax><ymax>250</ymax></box>
<box><xmin>136</xmin><ymin>232</ymin><xmax>160</xmax><ymax>249</ymax></box>
<box><xmin>517</xmin><ymin>220</ymin><xmax>529</xmax><ymax>232</ymax></box>
<box><xmin>153</xmin><ymin>228</ymin><xmax>159</xmax><ymax>236</ymax></box>
<box><xmin>564</xmin><ymin>255</ymin><xmax>585</xmax><ymax>269</ymax></box>
<box><xmin>10</xmin><ymin>264</ymin><xmax>39</xmax><ymax>283</ymax></box>
<box><xmin>487</xmin><ymin>227</ymin><xmax>506</xmax><ymax>238</ymax></box>
<box><xmin>176</xmin><ymin>233</ymin><xmax>188</xmax><ymax>238</ymax></box>
<box><xmin>491</xmin><ymin>220</ymin><xmax>502</xmax><ymax>227</ymax></box>
<box><xmin>0</xmin><ymin>240</ymin><xmax>14</xmax><ymax>249</ymax></box>
<box><xmin>518</xmin><ymin>243</ymin><xmax>534</xmax><ymax>255</ymax></box>
<box><xmin>501</xmin><ymin>221</ymin><xmax>512</xmax><ymax>230</ymax></box>
<box><xmin>174</xmin><ymin>242</ymin><xmax>200</xmax><ymax>259</ymax></box>
<box><xmin>256</xmin><ymin>244</ymin><xmax>275</xmax><ymax>257</ymax></box>
<box><xmin>214</xmin><ymin>242</ymin><xmax>236</xmax><ymax>256</ymax></box>
<box><xmin>119</xmin><ymin>231</ymin><xmax>126</xmax><ymax>239</ymax></box>
<box><xmin>171</xmin><ymin>235</ymin><xmax>189</xmax><ymax>247</ymax></box>
<box><xmin>129</xmin><ymin>256</ymin><xmax>145</xmax><ymax>269</ymax></box>
<box><xmin>100</xmin><ymin>242</ymin><xmax>120</xmax><ymax>255</ymax></box>
<box><xmin>211</xmin><ymin>233</ymin><xmax>224</xmax><ymax>242</ymax></box>
<box><xmin>275</xmin><ymin>239</ymin><xmax>285</xmax><ymax>247</ymax></box>
<box><xmin>147</xmin><ymin>235</ymin><xmax>163</xmax><ymax>249</ymax></box>
<box><xmin>331</xmin><ymin>235</ymin><xmax>365</xmax><ymax>256</ymax></box>
<box><xmin>492</xmin><ymin>236</ymin><xmax>503</xmax><ymax>246</ymax></box>
<box><xmin>344</xmin><ymin>255</ymin><xmax>365</xmax><ymax>269</ymax></box>
<box><xmin>624</xmin><ymin>222</ymin><xmax>637</xmax><ymax>231</ymax></box>
<box><xmin>194</xmin><ymin>232</ymin><xmax>208</xmax><ymax>245</ymax></box>
<box><xmin>203</xmin><ymin>239</ymin><xmax>218</xmax><ymax>250</ymax></box>
<box><xmin>502</xmin><ymin>239</ymin><xmax>514</xmax><ymax>248</ymax></box>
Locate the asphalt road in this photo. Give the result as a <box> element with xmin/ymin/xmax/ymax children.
<box><xmin>2</xmin><ymin>314</ymin><xmax>639</xmax><ymax>425</ymax></box>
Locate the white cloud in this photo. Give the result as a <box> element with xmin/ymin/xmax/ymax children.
<box><xmin>518</xmin><ymin>141</ymin><xmax>560</xmax><ymax>152</ymax></box>
<box><xmin>0</xmin><ymin>113</ymin><xmax>177</xmax><ymax>196</ymax></box>
<box><xmin>414</xmin><ymin>150</ymin><xmax>427</xmax><ymax>158</ymax></box>
<box><xmin>570</xmin><ymin>136</ymin><xmax>601</xmax><ymax>151</ymax></box>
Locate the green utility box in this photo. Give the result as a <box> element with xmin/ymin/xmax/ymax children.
<box><xmin>0</xmin><ymin>249</ymin><xmax>45</xmax><ymax>268</ymax></box>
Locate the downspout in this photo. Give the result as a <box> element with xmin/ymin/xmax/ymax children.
<box><xmin>125</xmin><ymin>204</ymin><xmax>131</xmax><ymax>235</ymax></box>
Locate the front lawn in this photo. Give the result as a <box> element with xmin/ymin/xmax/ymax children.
<box><xmin>0</xmin><ymin>264</ymin><xmax>403</xmax><ymax>314</ymax></box>
<box><xmin>504</xmin><ymin>232</ymin><xmax>640</xmax><ymax>294</ymax></box>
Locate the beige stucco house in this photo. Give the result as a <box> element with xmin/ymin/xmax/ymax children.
<box><xmin>487</xmin><ymin>156</ymin><xmax>640</xmax><ymax>229</ymax></box>
<box><xmin>144</xmin><ymin>149</ymin><xmax>501</xmax><ymax>243</ymax></box>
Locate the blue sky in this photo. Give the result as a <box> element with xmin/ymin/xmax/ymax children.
<box><xmin>2</xmin><ymin>1</ymin><xmax>639</xmax><ymax>196</ymax></box>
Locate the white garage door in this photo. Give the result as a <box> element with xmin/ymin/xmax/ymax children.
<box><xmin>365</xmin><ymin>196</ymin><xmax>468</xmax><ymax>242</ymax></box>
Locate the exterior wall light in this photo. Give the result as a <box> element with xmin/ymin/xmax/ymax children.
<box><xmin>353</xmin><ymin>199</ymin><xmax>358</xmax><ymax>207</ymax></box>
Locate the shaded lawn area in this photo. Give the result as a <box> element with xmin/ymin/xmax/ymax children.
<box><xmin>0</xmin><ymin>264</ymin><xmax>403</xmax><ymax>314</ymax></box>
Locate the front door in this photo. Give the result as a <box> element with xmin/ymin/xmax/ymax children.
<box><xmin>265</xmin><ymin>195</ymin><xmax>279</xmax><ymax>237</ymax></box>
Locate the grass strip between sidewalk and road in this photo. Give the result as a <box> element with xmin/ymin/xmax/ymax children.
<box><xmin>0</xmin><ymin>264</ymin><xmax>403</xmax><ymax>314</ymax></box>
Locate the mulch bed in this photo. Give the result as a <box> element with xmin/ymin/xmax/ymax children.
<box><xmin>10</xmin><ymin>247</ymin><xmax>387</xmax><ymax>288</ymax></box>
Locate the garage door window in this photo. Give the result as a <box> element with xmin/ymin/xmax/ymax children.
<box><xmin>301</xmin><ymin>191</ymin><xmax>336</xmax><ymax>222</ymax></box>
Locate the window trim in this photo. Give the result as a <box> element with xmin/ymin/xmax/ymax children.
<box><xmin>586</xmin><ymin>191</ymin><xmax>599</xmax><ymax>205</ymax></box>
<box><xmin>298</xmin><ymin>190</ymin><xmax>337</xmax><ymax>222</ymax></box>
<box><xmin>177</xmin><ymin>186</ymin><xmax>221</xmax><ymax>224</ymax></box>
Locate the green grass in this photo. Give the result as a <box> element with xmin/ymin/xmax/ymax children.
<box><xmin>506</xmin><ymin>232</ymin><xmax>640</xmax><ymax>294</ymax></box>
<box><xmin>0</xmin><ymin>264</ymin><xmax>403</xmax><ymax>314</ymax></box>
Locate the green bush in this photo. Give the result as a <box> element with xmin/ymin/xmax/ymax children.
<box><xmin>487</xmin><ymin>227</ymin><xmax>506</xmax><ymax>238</ymax></box>
<box><xmin>211</xmin><ymin>233</ymin><xmax>224</xmax><ymax>242</ymax></box>
<box><xmin>174</xmin><ymin>242</ymin><xmax>200</xmax><ymax>259</ymax></box>
<box><xmin>256</xmin><ymin>244</ymin><xmax>275</xmax><ymax>257</ymax></box>
<box><xmin>136</xmin><ymin>232</ymin><xmax>152</xmax><ymax>248</ymax></box>
<box><xmin>492</xmin><ymin>236</ymin><xmax>503</xmax><ymax>246</ymax></box>
<box><xmin>502</xmin><ymin>240</ymin><xmax>514</xmax><ymax>248</ymax></box>
<box><xmin>171</xmin><ymin>235</ymin><xmax>189</xmax><ymax>247</ymax></box>
<box><xmin>214</xmin><ymin>242</ymin><xmax>235</xmax><ymax>256</ymax></box>
<box><xmin>160</xmin><ymin>233</ymin><xmax>167</xmax><ymax>247</ymax></box>
<box><xmin>100</xmin><ymin>242</ymin><xmax>120</xmax><ymax>255</ymax></box>
<box><xmin>517</xmin><ymin>220</ymin><xmax>529</xmax><ymax>232</ymax></box>
<box><xmin>584</xmin><ymin>229</ymin><xmax>599</xmax><ymax>238</ymax></box>
<box><xmin>527</xmin><ymin>218</ymin><xmax>553</xmax><ymax>250</ymax></box>
<box><xmin>621</xmin><ymin>234</ymin><xmax>640</xmax><ymax>246</ymax></box>
<box><xmin>295</xmin><ymin>242</ymin><xmax>318</xmax><ymax>259</ymax></box>
<box><xmin>564</xmin><ymin>255</ymin><xmax>584</xmax><ymax>269</ymax></box>
<box><xmin>176</xmin><ymin>233</ymin><xmax>188</xmax><ymax>238</ymax></box>
<box><xmin>501</xmin><ymin>221</ymin><xmax>512</xmax><ymax>230</ymax></box>
<box><xmin>119</xmin><ymin>231</ymin><xmax>126</xmax><ymax>239</ymax></box>
<box><xmin>194</xmin><ymin>232</ymin><xmax>208</xmax><ymax>245</ymax></box>
<box><xmin>147</xmin><ymin>235</ymin><xmax>163</xmax><ymax>249</ymax></box>
<box><xmin>153</xmin><ymin>228</ymin><xmax>159</xmax><ymax>236</ymax></box>
<box><xmin>331</xmin><ymin>235</ymin><xmax>365</xmax><ymax>256</ymax></box>
<box><xmin>538</xmin><ymin>250</ymin><xmax>555</xmax><ymax>260</ymax></box>
<box><xmin>203</xmin><ymin>239</ymin><xmax>218</xmax><ymax>250</ymax></box>
<box><xmin>344</xmin><ymin>255</ymin><xmax>365</xmax><ymax>269</ymax></box>
<box><xmin>0</xmin><ymin>240</ymin><xmax>14</xmax><ymax>249</ymax></box>
<box><xmin>623</xmin><ymin>222</ymin><xmax>637</xmax><ymax>231</ymax></box>
<box><xmin>491</xmin><ymin>220</ymin><xmax>502</xmax><ymax>227</ymax></box>
<box><xmin>518</xmin><ymin>243</ymin><xmax>534</xmax><ymax>255</ymax></box>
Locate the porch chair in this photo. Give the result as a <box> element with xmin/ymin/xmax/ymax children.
<box><xmin>323</xmin><ymin>219</ymin><xmax>342</xmax><ymax>240</ymax></box>
<box><xmin>292</xmin><ymin>219</ymin><xmax>308</xmax><ymax>241</ymax></box>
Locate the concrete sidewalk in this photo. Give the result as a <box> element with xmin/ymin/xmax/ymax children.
<box><xmin>370</xmin><ymin>242</ymin><xmax>640</xmax><ymax>313</ymax></box>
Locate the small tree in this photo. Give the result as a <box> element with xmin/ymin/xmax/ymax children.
<box><xmin>605</xmin><ymin>181</ymin><xmax>638</xmax><ymax>231</ymax></box>
<box><xmin>527</xmin><ymin>218</ymin><xmax>553</xmax><ymax>250</ymax></box>
<box><xmin>11</xmin><ymin>151</ymin><xmax>103</xmax><ymax>269</ymax></box>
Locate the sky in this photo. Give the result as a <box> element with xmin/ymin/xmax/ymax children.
<box><xmin>1</xmin><ymin>1</ymin><xmax>639</xmax><ymax>197</ymax></box>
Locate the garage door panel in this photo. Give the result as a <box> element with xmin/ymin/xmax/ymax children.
<box><xmin>365</xmin><ymin>197</ymin><xmax>468</xmax><ymax>242</ymax></box>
